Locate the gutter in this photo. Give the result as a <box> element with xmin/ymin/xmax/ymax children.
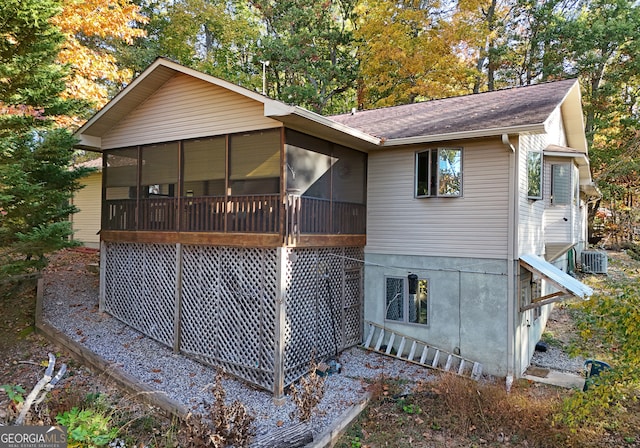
<box><xmin>504</xmin><ymin>134</ymin><xmax>518</xmax><ymax>390</ymax></box>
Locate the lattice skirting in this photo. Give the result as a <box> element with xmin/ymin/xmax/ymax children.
<box><xmin>102</xmin><ymin>242</ymin><xmax>363</xmax><ymax>394</ymax></box>
<box><xmin>283</xmin><ymin>247</ymin><xmax>364</xmax><ymax>385</ymax></box>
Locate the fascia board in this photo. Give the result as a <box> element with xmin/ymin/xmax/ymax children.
<box><xmin>74</xmin><ymin>58</ymin><xmax>276</xmax><ymax>144</ymax></box>
<box><xmin>544</xmin><ymin>150</ymin><xmax>592</xmax><ymax>182</ymax></box>
<box><xmin>272</xmin><ymin>106</ymin><xmax>382</xmax><ymax>146</ymax></box>
<box><xmin>76</xmin><ymin>135</ymin><xmax>102</xmax><ymax>151</ymax></box>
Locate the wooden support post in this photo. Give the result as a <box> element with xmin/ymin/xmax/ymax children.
<box><xmin>99</xmin><ymin>240</ymin><xmax>106</xmax><ymax>313</ymax></box>
<box><xmin>173</xmin><ymin>243</ymin><xmax>183</xmax><ymax>353</ymax></box>
<box><xmin>273</xmin><ymin>247</ymin><xmax>287</xmax><ymax>403</ymax></box>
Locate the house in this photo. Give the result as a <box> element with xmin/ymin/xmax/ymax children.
<box><xmin>330</xmin><ymin>84</ymin><xmax>597</xmax><ymax>380</ymax></box>
<box><xmin>71</xmin><ymin>158</ymin><xmax>102</xmax><ymax>249</ymax></box>
<box><xmin>73</xmin><ymin>58</ymin><xmax>596</xmax><ymax>396</ymax></box>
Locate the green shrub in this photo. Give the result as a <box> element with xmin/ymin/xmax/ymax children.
<box><xmin>56</xmin><ymin>407</ymin><xmax>118</xmax><ymax>447</ymax></box>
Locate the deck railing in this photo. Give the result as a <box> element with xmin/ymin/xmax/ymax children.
<box><xmin>104</xmin><ymin>194</ymin><xmax>365</xmax><ymax>236</ymax></box>
<box><xmin>286</xmin><ymin>196</ymin><xmax>366</xmax><ymax>236</ymax></box>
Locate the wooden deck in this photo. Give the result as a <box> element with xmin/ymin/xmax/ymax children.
<box><xmin>103</xmin><ymin>194</ymin><xmax>366</xmax><ymax>247</ymax></box>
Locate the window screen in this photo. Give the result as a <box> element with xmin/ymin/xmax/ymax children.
<box><xmin>141</xmin><ymin>142</ymin><xmax>178</xmax><ymax>197</ymax></box>
<box><xmin>551</xmin><ymin>164</ymin><xmax>571</xmax><ymax>205</ymax></box>
<box><xmin>385</xmin><ymin>277</ymin><xmax>404</xmax><ymax>321</ymax></box>
<box><xmin>230</xmin><ymin>129</ymin><xmax>280</xmax><ymax>194</ymax></box>
<box><xmin>385</xmin><ymin>276</ymin><xmax>428</xmax><ymax>325</ymax></box>
<box><xmin>183</xmin><ymin>137</ymin><xmax>226</xmax><ymax>196</ymax></box>
<box><xmin>105</xmin><ymin>147</ymin><xmax>138</xmax><ymax>200</ymax></box>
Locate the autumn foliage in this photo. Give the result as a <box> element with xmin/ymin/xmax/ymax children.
<box><xmin>51</xmin><ymin>0</ymin><xmax>147</xmax><ymax>127</ymax></box>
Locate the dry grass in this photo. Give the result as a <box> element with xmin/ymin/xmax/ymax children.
<box><xmin>337</xmin><ymin>372</ymin><xmax>640</xmax><ymax>447</ymax></box>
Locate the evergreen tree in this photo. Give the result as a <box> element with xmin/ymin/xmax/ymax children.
<box><xmin>0</xmin><ymin>0</ymin><xmax>91</xmax><ymax>279</ymax></box>
<box><xmin>253</xmin><ymin>0</ymin><xmax>359</xmax><ymax>113</ymax></box>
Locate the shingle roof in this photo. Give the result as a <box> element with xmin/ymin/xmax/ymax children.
<box><xmin>74</xmin><ymin>158</ymin><xmax>103</xmax><ymax>169</ymax></box>
<box><xmin>330</xmin><ymin>79</ymin><xmax>578</xmax><ymax>140</ymax></box>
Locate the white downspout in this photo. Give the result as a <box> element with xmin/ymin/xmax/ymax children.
<box><xmin>503</xmin><ymin>134</ymin><xmax>517</xmax><ymax>391</ymax></box>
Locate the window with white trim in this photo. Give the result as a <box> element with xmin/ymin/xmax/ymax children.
<box><xmin>385</xmin><ymin>276</ymin><xmax>429</xmax><ymax>325</ymax></box>
<box><xmin>551</xmin><ymin>163</ymin><xmax>571</xmax><ymax>205</ymax></box>
<box><xmin>527</xmin><ymin>151</ymin><xmax>542</xmax><ymax>199</ymax></box>
<box><xmin>415</xmin><ymin>148</ymin><xmax>462</xmax><ymax>197</ymax></box>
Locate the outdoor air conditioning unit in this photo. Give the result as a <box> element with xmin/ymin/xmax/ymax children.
<box><xmin>580</xmin><ymin>250</ymin><xmax>608</xmax><ymax>274</ymax></box>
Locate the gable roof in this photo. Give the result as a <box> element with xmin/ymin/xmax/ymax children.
<box><xmin>74</xmin><ymin>59</ymin><xmax>586</xmax><ymax>155</ymax></box>
<box><xmin>331</xmin><ymin>79</ymin><xmax>587</xmax><ymax>151</ymax></box>
<box><xmin>74</xmin><ymin>58</ymin><xmax>379</xmax><ymax>152</ymax></box>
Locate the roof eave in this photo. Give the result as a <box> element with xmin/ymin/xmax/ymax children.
<box><xmin>544</xmin><ymin>148</ymin><xmax>594</xmax><ymax>186</ymax></box>
<box><xmin>380</xmin><ymin>123</ymin><xmax>546</xmax><ymax>147</ymax></box>
<box><xmin>267</xmin><ymin>105</ymin><xmax>382</xmax><ymax>151</ymax></box>
<box><xmin>558</xmin><ymin>81</ymin><xmax>588</xmax><ymax>152</ymax></box>
<box><xmin>287</xmin><ymin>106</ymin><xmax>382</xmax><ymax>146</ymax></box>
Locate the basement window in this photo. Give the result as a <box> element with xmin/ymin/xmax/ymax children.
<box><xmin>415</xmin><ymin>148</ymin><xmax>462</xmax><ymax>197</ymax></box>
<box><xmin>520</xmin><ymin>270</ymin><xmax>542</xmax><ymax>321</ymax></box>
<box><xmin>385</xmin><ymin>276</ymin><xmax>429</xmax><ymax>325</ymax></box>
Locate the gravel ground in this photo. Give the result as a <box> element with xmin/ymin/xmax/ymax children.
<box><xmin>41</xmin><ymin>250</ymin><xmax>584</xmax><ymax>443</ymax></box>
<box><xmin>41</xmin><ymin>251</ymin><xmax>435</xmax><ymax>442</ymax></box>
<box><xmin>531</xmin><ymin>344</ymin><xmax>585</xmax><ymax>375</ymax></box>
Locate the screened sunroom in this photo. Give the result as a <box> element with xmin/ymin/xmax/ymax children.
<box><xmin>99</xmin><ymin>127</ymin><xmax>367</xmax><ymax>397</ymax></box>
<box><xmin>102</xmin><ymin>128</ymin><xmax>367</xmax><ymax>241</ymax></box>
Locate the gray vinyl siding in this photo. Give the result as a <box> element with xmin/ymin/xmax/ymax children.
<box><xmin>101</xmin><ymin>73</ymin><xmax>281</xmax><ymax>149</ymax></box>
<box><xmin>366</xmin><ymin>138</ymin><xmax>510</xmax><ymax>259</ymax></box>
<box><xmin>518</xmin><ymin>133</ymin><xmax>546</xmax><ymax>256</ymax></box>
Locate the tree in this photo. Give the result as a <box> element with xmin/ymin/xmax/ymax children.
<box><xmin>555</xmin><ymin>0</ymin><xmax>640</xmax><ymax>241</ymax></box>
<box><xmin>253</xmin><ymin>0</ymin><xmax>359</xmax><ymax>113</ymax></box>
<box><xmin>51</xmin><ymin>0</ymin><xmax>148</xmax><ymax>127</ymax></box>
<box><xmin>0</xmin><ymin>0</ymin><xmax>91</xmax><ymax>279</ymax></box>
<box><xmin>117</xmin><ymin>0</ymin><xmax>260</xmax><ymax>88</ymax></box>
<box><xmin>354</xmin><ymin>0</ymin><xmax>472</xmax><ymax>108</ymax></box>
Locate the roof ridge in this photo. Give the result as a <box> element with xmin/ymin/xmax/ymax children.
<box><xmin>330</xmin><ymin>78</ymin><xmax>578</xmax><ymax>118</ymax></box>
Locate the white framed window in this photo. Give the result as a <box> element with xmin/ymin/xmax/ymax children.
<box><xmin>415</xmin><ymin>148</ymin><xmax>462</xmax><ymax>197</ymax></box>
<box><xmin>385</xmin><ymin>276</ymin><xmax>429</xmax><ymax>325</ymax></box>
<box><xmin>527</xmin><ymin>151</ymin><xmax>543</xmax><ymax>199</ymax></box>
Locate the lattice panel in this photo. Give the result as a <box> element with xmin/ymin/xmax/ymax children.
<box><xmin>343</xmin><ymin>268</ymin><xmax>363</xmax><ymax>347</ymax></box>
<box><xmin>318</xmin><ymin>247</ymin><xmax>343</xmax><ymax>355</ymax></box>
<box><xmin>104</xmin><ymin>241</ymin><xmax>362</xmax><ymax>394</ymax></box>
<box><xmin>343</xmin><ymin>247</ymin><xmax>364</xmax><ymax>347</ymax></box>
<box><xmin>104</xmin><ymin>242</ymin><xmax>176</xmax><ymax>347</ymax></box>
<box><xmin>180</xmin><ymin>245</ymin><xmax>278</xmax><ymax>391</ymax></box>
<box><xmin>283</xmin><ymin>247</ymin><xmax>364</xmax><ymax>385</ymax></box>
<box><xmin>282</xmin><ymin>248</ymin><xmax>319</xmax><ymax>384</ymax></box>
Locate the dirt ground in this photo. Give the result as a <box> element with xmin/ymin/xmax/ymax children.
<box><xmin>0</xmin><ymin>250</ymin><xmax>173</xmax><ymax>444</ymax></box>
<box><xmin>2</xmin><ymin>249</ymin><xmax>639</xmax><ymax>447</ymax></box>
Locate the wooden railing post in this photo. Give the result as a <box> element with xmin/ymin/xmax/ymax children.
<box><xmin>99</xmin><ymin>240</ymin><xmax>106</xmax><ymax>313</ymax></box>
<box><xmin>173</xmin><ymin>243</ymin><xmax>183</xmax><ymax>353</ymax></box>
